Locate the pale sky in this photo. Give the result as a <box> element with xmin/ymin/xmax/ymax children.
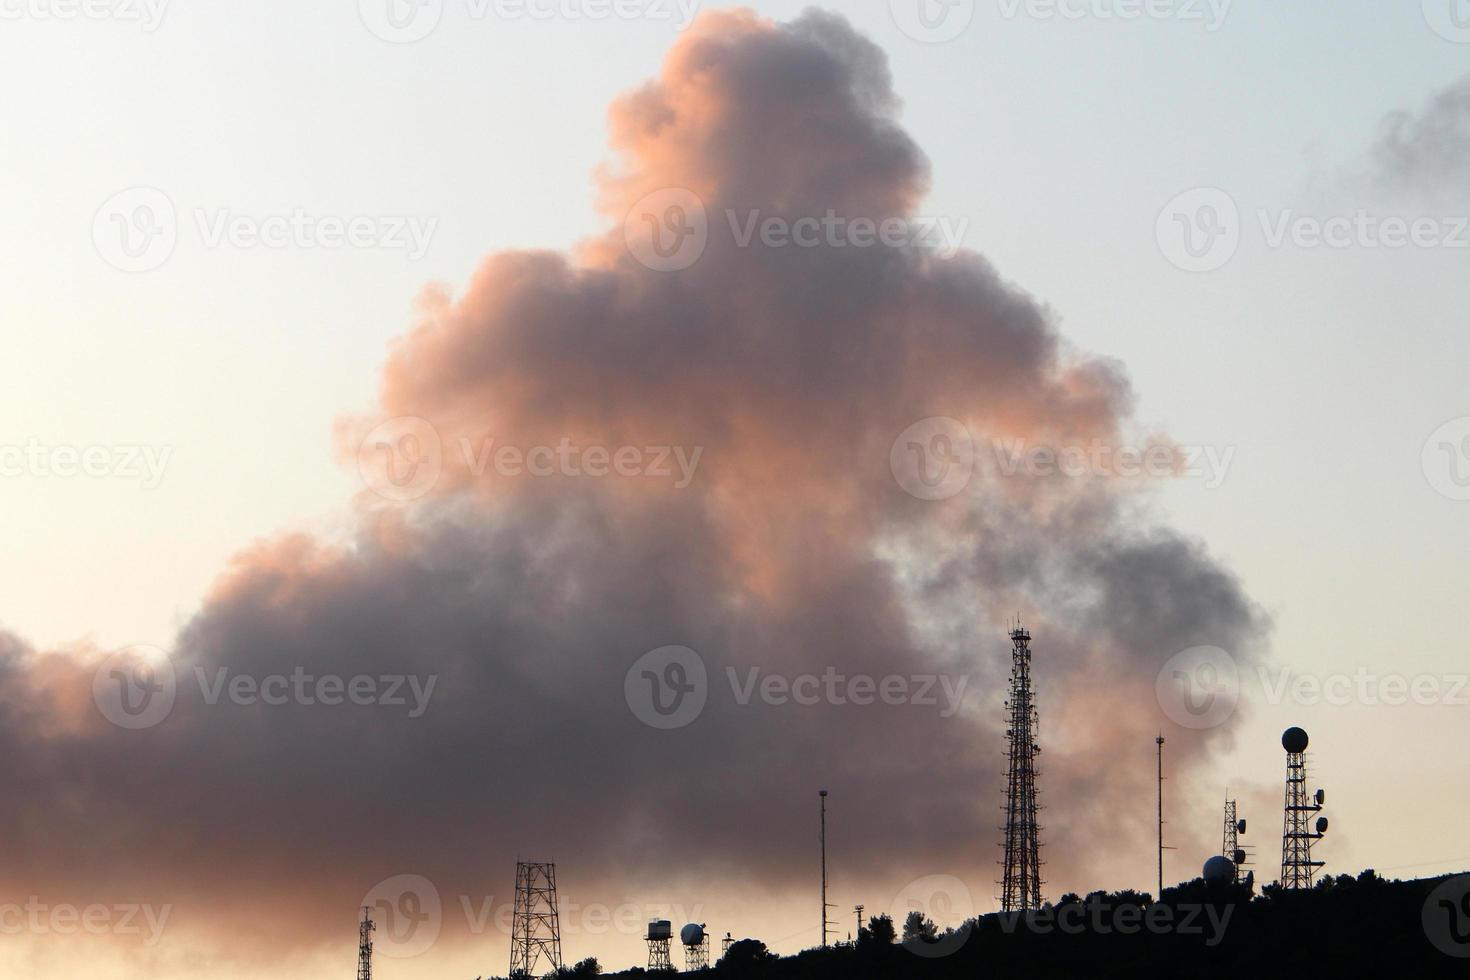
<box><xmin>2</xmin><ymin>1</ymin><xmax>1469</xmax><ymax>975</ymax></box>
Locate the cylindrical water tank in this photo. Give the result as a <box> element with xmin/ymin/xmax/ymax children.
<box><xmin>647</xmin><ymin>920</ymin><xmax>672</xmax><ymax>941</ymax></box>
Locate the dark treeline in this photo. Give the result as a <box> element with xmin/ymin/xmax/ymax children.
<box><xmin>513</xmin><ymin>870</ymin><xmax>1469</xmax><ymax>979</ymax></box>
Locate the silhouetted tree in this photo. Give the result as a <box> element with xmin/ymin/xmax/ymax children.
<box><xmin>557</xmin><ymin>956</ymin><xmax>601</xmax><ymax>978</ymax></box>
<box><xmin>718</xmin><ymin>938</ymin><xmax>775</xmax><ymax>973</ymax></box>
<box><xmin>901</xmin><ymin>910</ymin><xmax>938</xmax><ymax>944</ymax></box>
<box><xmin>863</xmin><ymin>914</ymin><xmax>895</xmax><ymax>946</ymax></box>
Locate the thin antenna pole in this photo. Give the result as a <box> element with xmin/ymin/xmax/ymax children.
<box><xmin>819</xmin><ymin>790</ymin><xmax>829</xmax><ymax>947</ymax></box>
<box><xmin>1156</xmin><ymin>734</ymin><xmax>1165</xmax><ymax>900</ymax></box>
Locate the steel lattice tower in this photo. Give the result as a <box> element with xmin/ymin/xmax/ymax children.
<box><xmin>356</xmin><ymin>906</ymin><xmax>374</xmax><ymax>980</ymax></box>
<box><xmin>685</xmin><ymin>932</ymin><xmax>710</xmax><ymax>971</ymax></box>
<box><xmin>999</xmin><ymin>625</ymin><xmax>1043</xmax><ymax>912</ymax></box>
<box><xmin>1279</xmin><ymin>728</ymin><xmax>1326</xmax><ymax>889</ymax></box>
<box><xmin>1223</xmin><ymin>799</ymin><xmax>1239</xmax><ymax>861</ymax></box>
<box><xmin>509</xmin><ymin>862</ymin><xmax>562</xmax><ymax>978</ymax></box>
<box><xmin>647</xmin><ymin>925</ymin><xmax>673</xmax><ymax>972</ymax></box>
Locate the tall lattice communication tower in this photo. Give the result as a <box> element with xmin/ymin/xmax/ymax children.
<box><xmin>509</xmin><ymin>862</ymin><xmax>563</xmax><ymax>977</ymax></box>
<box><xmin>1279</xmin><ymin>727</ymin><xmax>1328</xmax><ymax>889</ymax></box>
<box><xmin>1223</xmin><ymin>798</ymin><xmax>1249</xmax><ymax>876</ymax></box>
<box><xmin>356</xmin><ymin>905</ymin><xmax>375</xmax><ymax>980</ymax></box>
<box><xmin>1222</xmin><ymin>799</ymin><xmax>1239</xmax><ymax>861</ymax></box>
<box><xmin>999</xmin><ymin>625</ymin><xmax>1043</xmax><ymax>912</ymax></box>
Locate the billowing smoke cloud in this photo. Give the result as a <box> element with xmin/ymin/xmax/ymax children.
<box><xmin>1372</xmin><ymin>72</ymin><xmax>1470</xmax><ymax>197</ymax></box>
<box><xmin>0</xmin><ymin>8</ymin><xmax>1264</xmax><ymax>973</ymax></box>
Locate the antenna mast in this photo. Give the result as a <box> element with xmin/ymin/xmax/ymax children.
<box><xmin>1156</xmin><ymin>734</ymin><xmax>1166</xmax><ymax>899</ymax></box>
<box><xmin>357</xmin><ymin>906</ymin><xmax>374</xmax><ymax>980</ymax></box>
<box><xmin>509</xmin><ymin>862</ymin><xmax>563</xmax><ymax>977</ymax></box>
<box><xmin>1279</xmin><ymin>728</ymin><xmax>1327</xmax><ymax>888</ymax></box>
<box><xmin>819</xmin><ymin>790</ymin><xmax>836</xmax><ymax>946</ymax></box>
<box><xmin>1000</xmin><ymin>625</ymin><xmax>1044</xmax><ymax>911</ymax></box>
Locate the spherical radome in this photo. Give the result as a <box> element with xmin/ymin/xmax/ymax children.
<box><xmin>1281</xmin><ymin>726</ymin><xmax>1309</xmax><ymax>754</ymax></box>
<box><xmin>1203</xmin><ymin>855</ymin><xmax>1236</xmax><ymax>885</ymax></box>
<box><xmin>681</xmin><ymin>923</ymin><xmax>705</xmax><ymax>947</ymax></box>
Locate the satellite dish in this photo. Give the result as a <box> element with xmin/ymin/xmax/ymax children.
<box><xmin>1233</xmin><ymin>848</ymin><xmax>1247</xmax><ymax>865</ymax></box>
<box><xmin>1236</xmin><ymin>818</ymin><xmax>1247</xmax><ymax>834</ymax></box>
<box><xmin>1203</xmin><ymin>855</ymin><xmax>1236</xmax><ymax>884</ymax></box>
<box><xmin>1315</xmin><ymin>789</ymin><xmax>1325</xmax><ymax>805</ymax></box>
<box><xmin>1316</xmin><ymin>816</ymin><xmax>1329</xmax><ymax>834</ymax></box>
<box><xmin>681</xmin><ymin>923</ymin><xmax>706</xmax><ymax>947</ymax></box>
<box><xmin>1281</xmin><ymin>727</ymin><xmax>1309</xmax><ymax>754</ymax></box>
